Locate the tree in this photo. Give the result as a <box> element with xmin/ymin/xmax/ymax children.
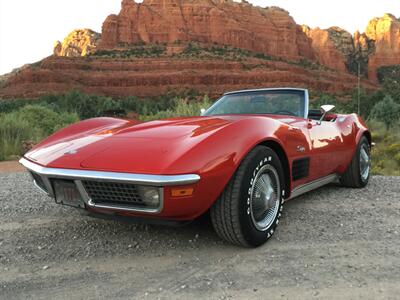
<box><xmin>369</xmin><ymin>95</ymin><xmax>400</xmax><ymax>128</ymax></box>
<box><xmin>378</xmin><ymin>65</ymin><xmax>400</xmax><ymax>103</ymax></box>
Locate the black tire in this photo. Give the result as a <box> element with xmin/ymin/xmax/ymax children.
<box><xmin>340</xmin><ymin>136</ymin><xmax>371</xmax><ymax>188</ymax></box>
<box><xmin>210</xmin><ymin>145</ymin><xmax>285</xmax><ymax>247</ymax></box>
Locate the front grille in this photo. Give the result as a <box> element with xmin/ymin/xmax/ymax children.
<box><xmin>82</xmin><ymin>180</ymin><xmax>146</xmax><ymax>207</ymax></box>
<box><xmin>30</xmin><ymin>171</ymin><xmax>48</xmax><ymax>193</ymax></box>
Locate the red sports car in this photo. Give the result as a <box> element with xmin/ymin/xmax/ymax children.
<box><xmin>20</xmin><ymin>88</ymin><xmax>371</xmax><ymax>247</ymax></box>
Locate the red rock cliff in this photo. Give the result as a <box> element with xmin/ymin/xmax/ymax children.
<box><xmin>365</xmin><ymin>14</ymin><xmax>400</xmax><ymax>82</ymax></box>
<box><xmin>3</xmin><ymin>1</ymin><xmax>400</xmax><ymax>100</ymax></box>
<box><xmin>100</xmin><ymin>0</ymin><xmax>315</xmax><ymax>61</ymax></box>
<box><xmin>0</xmin><ymin>56</ymin><xmax>377</xmax><ymax>100</ymax></box>
<box><xmin>54</xmin><ymin>29</ymin><xmax>101</xmax><ymax>57</ymax></box>
<box><xmin>301</xmin><ymin>26</ymin><xmax>347</xmax><ymax>72</ymax></box>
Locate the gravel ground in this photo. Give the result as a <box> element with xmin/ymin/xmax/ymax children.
<box><xmin>0</xmin><ymin>172</ymin><xmax>399</xmax><ymax>299</ymax></box>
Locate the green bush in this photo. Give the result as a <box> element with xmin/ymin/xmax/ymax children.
<box><xmin>121</xmin><ymin>94</ymin><xmax>176</xmax><ymax>116</ymax></box>
<box><xmin>17</xmin><ymin>105</ymin><xmax>74</xmax><ymax>136</ymax></box>
<box><xmin>1</xmin><ymin>90</ymin><xmax>399</xmax><ymax>176</ymax></box>
<box><xmin>1</xmin><ymin>91</ymin><xmax>122</xmax><ymax>119</ymax></box>
<box><xmin>312</xmin><ymin>87</ymin><xmax>398</xmax><ymax>121</ymax></box>
<box><xmin>369</xmin><ymin>95</ymin><xmax>400</xmax><ymax>128</ymax></box>
<box><xmin>0</xmin><ymin>106</ymin><xmax>79</xmax><ymax>160</ymax></box>
<box><xmin>368</xmin><ymin>120</ymin><xmax>400</xmax><ymax>176</ymax></box>
<box><xmin>92</xmin><ymin>44</ymin><xmax>166</xmax><ymax>58</ymax></box>
<box><xmin>0</xmin><ymin>98</ymin><xmax>32</xmax><ymax>114</ymax></box>
<box><xmin>377</xmin><ymin>65</ymin><xmax>400</xmax><ymax>103</ymax></box>
<box><xmin>377</xmin><ymin>65</ymin><xmax>400</xmax><ymax>84</ymax></box>
<box><xmin>1</xmin><ymin>90</ymin><xmax>204</xmax><ymax>119</ymax></box>
<box><xmin>140</xmin><ymin>96</ymin><xmax>212</xmax><ymax>121</ymax></box>
<box><xmin>394</xmin><ymin>153</ymin><xmax>400</xmax><ymax>165</ymax></box>
<box><xmin>0</xmin><ymin>112</ymin><xmax>40</xmax><ymax>160</ymax></box>
<box><xmin>180</xmin><ymin>43</ymin><xmax>276</xmax><ymax>63</ymax></box>
<box><xmin>43</xmin><ymin>91</ymin><xmax>120</xmax><ymax>119</ymax></box>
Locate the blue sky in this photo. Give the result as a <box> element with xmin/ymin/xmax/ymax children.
<box><xmin>0</xmin><ymin>0</ymin><xmax>399</xmax><ymax>75</ymax></box>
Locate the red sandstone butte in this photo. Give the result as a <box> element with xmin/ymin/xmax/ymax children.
<box><xmin>365</xmin><ymin>14</ymin><xmax>400</xmax><ymax>82</ymax></box>
<box><xmin>2</xmin><ymin>1</ymin><xmax>399</xmax><ymax>99</ymax></box>
<box><xmin>100</xmin><ymin>0</ymin><xmax>316</xmax><ymax>62</ymax></box>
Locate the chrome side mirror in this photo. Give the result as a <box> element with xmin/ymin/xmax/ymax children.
<box><xmin>200</xmin><ymin>108</ymin><xmax>206</xmax><ymax>116</ymax></box>
<box><xmin>318</xmin><ymin>105</ymin><xmax>335</xmax><ymax>125</ymax></box>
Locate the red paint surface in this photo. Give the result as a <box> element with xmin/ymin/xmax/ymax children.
<box><xmin>25</xmin><ymin>113</ymin><xmax>369</xmax><ymax>221</ymax></box>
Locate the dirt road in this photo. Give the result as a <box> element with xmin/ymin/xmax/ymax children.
<box><xmin>1</xmin><ymin>172</ymin><xmax>399</xmax><ymax>299</ymax></box>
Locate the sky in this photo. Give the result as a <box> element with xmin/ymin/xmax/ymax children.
<box><xmin>0</xmin><ymin>0</ymin><xmax>399</xmax><ymax>75</ymax></box>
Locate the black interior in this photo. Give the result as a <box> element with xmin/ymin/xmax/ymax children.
<box><xmin>308</xmin><ymin>109</ymin><xmax>323</xmax><ymax>120</ymax></box>
<box><xmin>308</xmin><ymin>109</ymin><xmax>337</xmax><ymax>122</ymax></box>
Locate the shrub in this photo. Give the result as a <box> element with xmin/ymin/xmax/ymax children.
<box><xmin>17</xmin><ymin>105</ymin><xmax>63</xmax><ymax>136</ymax></box>
<box><xmin>368</xmin><ymin>120</ymin><xmax>400</xmax><ymax>176</ymax></box>
<box><xmin>44</xmin><ymin>91</ymin><xmax>120</xmax><ymax>119</ymax></box>
<box><xmin>369</xmin><ymin>95</ymin><xmax>400</xmax><ymax>128</ymax></box>
<box><xmin>140</xmin><ymin>95</ymin><xmax>212</xmax><ymax>121</ymax></box>
<box><xmin>394</xmin><ymin>153</ymin><xmax>400</xmax><ymax>165</ymax></box>
<box><xmin>377</xmin><ymin>65</ymin><xmax>400</xmax><ymax>103</ymax></box>
<box><xmin>92</xmin><ymin>44</ymin><xmax>166</xmax><ymax>58</ymax></box>
<box><xmin>1</xmin><ymin>90</ymin><xmax>399</xmax><ymax>176</ymax></box>
<box><xmin>377</xmin><ymin>65</ymin><xmax>400</xmax><ymax>84</ymax></box>
<box><xmin>0</xmin><ymin>98</ymin><xmax>32</xmax><ymax>113</ymax></box>
<box><xmin>0</xmin><ymin>112</ymin><xmax>40</xmax><ymax>160</ymax></box>
<box><xmin>0</xmin><ymin>106</ymin><xmax>79</xmax><ymax>160</ymax></box>
<box><xmin>121</xmin><ymin>94</ymin><xmax>176</xmax><ymax>116</ymax></box>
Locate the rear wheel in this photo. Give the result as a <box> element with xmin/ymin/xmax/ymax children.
<box><xmin>340</xmin><ymin>136</ymin><xmax>371</xmax><ymax>188</ymax></box>
<box><xmin>210</xmin><ymin>146</ymin><xmax>285</xmax><ymax>247</ymax></box>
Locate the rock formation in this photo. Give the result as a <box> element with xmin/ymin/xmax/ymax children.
<box><xmin>0</xmin><ymin>56</ymin><xmax>377</xmax><ymax>99</ymax></box>
<box><xmin>1</xmin><ymin>1</ymin><xmax>399</xmax><ymax>100</ymax></box>
<box><xmin>54</xmin><ymin>29</ymin><xmax>101</xmax><ymax>57</ymax></box>
<box><xmin>365</xmin><ymin>14</ymin><xmax>400</xmax><ymax>82</ymax></box>
<box><xmin>99</xmin><ymin>0</ymin><xmax>315</xmax><ymax>61</ymax></box>
<box><xmin>301</xmin><ymin>26</ymin><xmax>347</xmax><ymax>72</ymax></box>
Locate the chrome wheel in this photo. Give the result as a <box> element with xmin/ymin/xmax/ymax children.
<box><xmin>359</xmin><ymin>144</ymin><xmax>370</xmax><ymax>181</ymax></box>
<box><xmin>250</xmin><ymin>165</ymin><xmax>281</xmax><ymax>231</ymax></box>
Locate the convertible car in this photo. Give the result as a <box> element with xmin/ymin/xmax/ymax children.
<box><xmin>20</xmin><ymin>88</ymin><xmax>371</xmax><ymax>247</ymax></box>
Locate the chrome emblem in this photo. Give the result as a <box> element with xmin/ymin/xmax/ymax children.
<box><xmin>64</xmin><ymin>150</ymin><xmax>78</xmax><ymax>155</ymax></box>
<box><xmin>296</xmin><ymin>146</ymin><xmax>305</xmax><ymax>152</ymax></box>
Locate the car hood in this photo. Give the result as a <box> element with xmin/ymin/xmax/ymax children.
<box><xmin>26</xmin><ymin>116</ymin><xmax>231</xmax><ymax>174</ymax></box>
<box><xmin>25</xmin><ymin>115</ymin><xmax>296</xmax><ymax>174</ymax></box>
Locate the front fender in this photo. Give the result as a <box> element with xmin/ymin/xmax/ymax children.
<box><xmin>162</xmin><ymin>117</ymin><xmax>289</xmax><ymax>218</ymax></box>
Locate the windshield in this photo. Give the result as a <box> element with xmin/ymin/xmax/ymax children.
<box><xmin>204</xmin><ymin>90</ymin><xmax>307</xmax><ymax>118</ymax></box>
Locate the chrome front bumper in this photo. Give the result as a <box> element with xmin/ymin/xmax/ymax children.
<box><xmin>19</xmin><ymin>157</ymin><xmax>201</xmax><ymax>214</ymax></box>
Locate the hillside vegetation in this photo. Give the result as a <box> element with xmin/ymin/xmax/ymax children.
<box><xmin>92</xmin><ymin>42</ymin><xmax>327</xmax><ymax>72</ymax></box>
<box><xmin>0</xmin><ymin>83</ymin><xmax>399</xmax><ymax>175</ymax></box>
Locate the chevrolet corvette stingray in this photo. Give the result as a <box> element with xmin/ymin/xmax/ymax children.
<box><xmin>20</xmin><ymin>88</ymin><xmax>371</xmax><ymax>247</ymax></box>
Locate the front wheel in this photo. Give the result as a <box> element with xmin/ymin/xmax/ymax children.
<box><xmin>210</xmin><ymin>146</ymin><xmax>285</xmax><ymax>247</ymax></box>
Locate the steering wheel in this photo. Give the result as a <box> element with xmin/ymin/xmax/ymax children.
<box><xmin>272</xmin><ymin>110</ymin><xmax>297</xmax><ymax>117</ymax></box>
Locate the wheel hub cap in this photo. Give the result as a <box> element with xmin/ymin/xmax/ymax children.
<box><xmin>359</xmin><ymin>145</ymin><xmax>370</xmax><ymax>181</ymax></box>
<box><xmin>250</xmin><ymin>165</ymin><xmax>280</xmax><ymax>231</ymax></box>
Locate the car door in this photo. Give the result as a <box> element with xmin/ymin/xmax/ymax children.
<box><xmin>282</xmin><ymin>117</ymin><xmax>314</xmax><ymax>187</ymax></box>
<box><xmin>307</xmin><ymin>119</ymin><xmax>344</xmax><ymax>177</ymax></box>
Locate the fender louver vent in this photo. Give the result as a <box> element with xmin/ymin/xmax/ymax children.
<box><xmin>292</xmin><ymin>158</ymin><xmax>310</xmax><ymax>181</ymax></box>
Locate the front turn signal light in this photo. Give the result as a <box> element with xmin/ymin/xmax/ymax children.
<box><xmin>171</xmin><ymin>187</ymin><xmax>194</xmax><ymax>197</ymax></box>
